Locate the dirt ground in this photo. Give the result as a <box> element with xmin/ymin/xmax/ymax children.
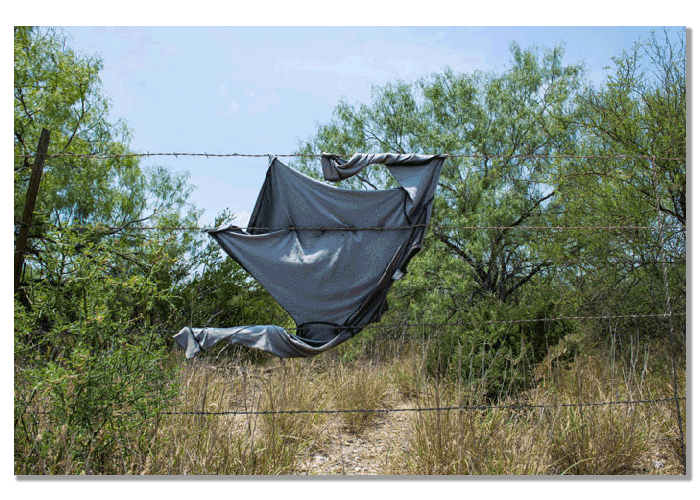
<box><xmin>295</xmin><ymin>388</ymin><xmax>416</xmax><ymax>475</ymax></box>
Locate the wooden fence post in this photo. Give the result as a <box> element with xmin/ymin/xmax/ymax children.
<box><xmin>14</xmin><ymin>128</ymin><xmax>51</xmax><ymax>294</ymax></box>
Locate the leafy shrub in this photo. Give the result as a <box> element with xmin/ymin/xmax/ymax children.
<box><xmin>15</xmin><ymin>331</ymin><xmax>176</xmax><ymax>474</ymax></box>
<box><xmin>14</xmin><ymin>229</ymin><xmax>179</xmax><ymax>474</ymax></box>
<box><xmin>424</xmin><ymin>296</ymin><xmax>573</xmax><ymax>401</ymax></box>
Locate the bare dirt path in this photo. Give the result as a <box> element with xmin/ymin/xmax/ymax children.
<box><xmin>296</xmin><ymin>389</ymin><xmax>416</xmax><ymax>475</ymax></box>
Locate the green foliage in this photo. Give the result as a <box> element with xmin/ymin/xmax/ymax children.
<box><xmin>556</xmin><ymin>28</ymin><xmax>686</xmax><ymax>350</ymax></box>
<box><xmin>295</xmin><ymin>43</ymin><xmax>584</xmax><ymax>311</ymax></box>
<box><xmin>294</xmin><ymin>33</ymin><xmax>685</xmax><ymax>400</ymax></box>
<box><xmin>15</xmin><ymin>26</ymin><xmax>141</xmax><ymax>224</ymax></box>
<box><xmin>14</xmin><ymin>26</ymin><xmax>686</xmax><ymax>473</ymax></box>
<box><xmin>14</xmin><ymin>228</ymin><xmax>179</xmax><ymax>474</ymax></box>
<box><xmin>422</xmin><ymin>291</ymin><xmax>575</xmax><ymax>401</ymax></box>
<box><xmin>14</xmin><ymin>27</ymin><xmax>201</xmax><ymax>286</ymax></box>
<box><xmin>564</xmin><ymin>28</ymin><xmax>685</xmax><ymax>252</ymax></box>
<box><xmin>573</xmin><ymin>28</ymin><xmax>685</xmax><ymax>226</ymax></box>
<box><xmin>13</xmin><ymin>27</ymin><xmax>286</xmax><ymax>473</ymax></box>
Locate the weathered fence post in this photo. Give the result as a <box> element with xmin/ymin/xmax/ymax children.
<box><xmin>14</xmin><ymin>128</ymin><xmax>51</xmax><ymax>294</ymax></box>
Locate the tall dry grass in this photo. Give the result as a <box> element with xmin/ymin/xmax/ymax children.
<box><xmin>397</xmin><ymin>339</ymin><xmax>686</xmax><ymax>475</ymax></box>
<box><xmin>330</xmin><ymin>359</ymin><xmax>389</xmax><ymax>433</ymax></box>
<box><xmin>16</xmin><ymin>338</ymin><xmax>685</xmax><ymax>475</ymax></box>
<box><xmin>140</xmin><ymin>357</ymin><xmax>334</xmax><ymax>474</ymax></box>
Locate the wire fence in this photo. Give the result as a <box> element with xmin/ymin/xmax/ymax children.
<box><xmin>651</xmin><ymin>159</ymin><xmax>686</xmax><ymax>467</ymax></box>
<box><xmin>117</xmin><ymin>312</ymin><xmax>683</xmax><ymax>337</ymax></box>
<box><xmin>14</xmin><ymin>149</ymin><xmax>686</xmax><ymax>472</ymax></box>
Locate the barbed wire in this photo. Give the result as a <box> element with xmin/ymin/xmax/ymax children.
<box><xmin>23</xmin><ymin>396</ymin><xmax>685</xmax><ymax>418</ymax></box>
<box><xmin>160</xmin><ymin>396</ymin><xmax>689</xmax><ymax>417</ymax></box>
<box><xmin>13</xmin><ymin>150</ymin><xmax>687</xmax><ymax>468</ymax></box>
<box><xmin>13</xmin><ymin>220</ymin><xmax>687</xmax><ymax>233</ymax></box>
<box><xmin>13</xmin><ymin>151</ymin><xmax>687</xmax><ymax>161</ymax></box>
<box><xmin>361</xmin><ymin>312</ymin><xmax>684</xmax><ymax>330</ymax></box>
<box><xmin>116</xmin><ymin>312</ymin><xmax>683</xmax><ymax>338</ymax></box>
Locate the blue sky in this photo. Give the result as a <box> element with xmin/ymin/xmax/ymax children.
<box><xmin>61</xmin><ymin>25</ymin><xmax>678</xmax><ymax>227</ymax></box>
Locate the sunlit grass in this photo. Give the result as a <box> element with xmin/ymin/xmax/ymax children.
<box><xmin>15</xmin><ymin>339</ymin><xmax>685</xmax><ymax>475</ymax></box>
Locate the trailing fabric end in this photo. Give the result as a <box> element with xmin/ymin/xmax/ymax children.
<box><xmin>173</xmin><ymin>325</ymin><xmax>353</xmax><ymax>359</ymax></box>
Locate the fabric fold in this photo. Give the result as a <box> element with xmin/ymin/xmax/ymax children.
<box><xmin>175</xmin><ymin>153</ymin><xmax>445</xmax><ymax>359</ymax></box>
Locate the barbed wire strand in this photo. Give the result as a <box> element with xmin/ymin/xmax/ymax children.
<box><xmin>23</xmin><ymin>396</ymin><xmax>685</xmax><ymax>418</ymax></box>
<box><xmin>14</xmin><ymin>151</ymin><xmax>687</xmax><ymax>161</ymax></box>
<box><xmin>13</xmin><ymin>221</ymin><xmax>687</xmax><ymax>232</ymax></box>
<box><xmin>161</xmin><ymin>396</ymin><xmax>689</xmax><ymax>416</ymax></box>
<box><xmin>119</xmin><ymin>312</ymin><xmax>684</xmax><ymax>337</ymax></box>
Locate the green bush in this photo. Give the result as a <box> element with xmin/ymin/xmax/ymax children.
<box><xmin>14</xmin><ymin>229</ymin><xmax>179</xmax><ymax>474</ymax></box>
<box><xmin>14</xmin><ymin>331</ymin><xmax>176</xmax><ymax>474</ymax></box>
<box><xmin>424</xmin><ymin>296</ymin><xmax>574</xmax><ymax>401</ymax></box>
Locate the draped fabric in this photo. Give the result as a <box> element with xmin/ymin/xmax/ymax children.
<box><xmin>174</xmin><ymin>153</ymin><xmax>445</xmax><ymax>358</ymax></box>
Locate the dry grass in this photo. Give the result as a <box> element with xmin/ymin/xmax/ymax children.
<box><xmin>539</xmin><ymin>356</ymin><xmax>652</xmax><ymax>474</ymax></box>
<box><xmin>137</xmin><ymin>357</ymin><xmax>313</xmax><ymax>474</ymax></box>
<box><xmin>15</xmin><ymin>340</ymin><xmax>686</xmax><ymax>475</ymax></box>
<box><xmin>397</xmin><ymin>345</ymin><xmax>686</xmax><ymax>475</ymax></box>
<box><xmin>331</xmin><ymin>360</ymin><xmax>389</xmax><ymax>433</ymax></box>
<box><xmin>397</xmin><ymin>379</ymin><xmax>548</xmax><ymax>475</ymax></box>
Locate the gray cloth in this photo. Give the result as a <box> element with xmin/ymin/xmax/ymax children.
<box><xmin>174</xmin><ymin>153</ymin><xmax>445</xmax><ymax>358</ymax></box>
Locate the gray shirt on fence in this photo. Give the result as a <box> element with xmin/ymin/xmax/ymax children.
<box><xmin>174</xmin><ymin>152</ymin><xmax>446</xmax><ymax>358</ymax></box>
